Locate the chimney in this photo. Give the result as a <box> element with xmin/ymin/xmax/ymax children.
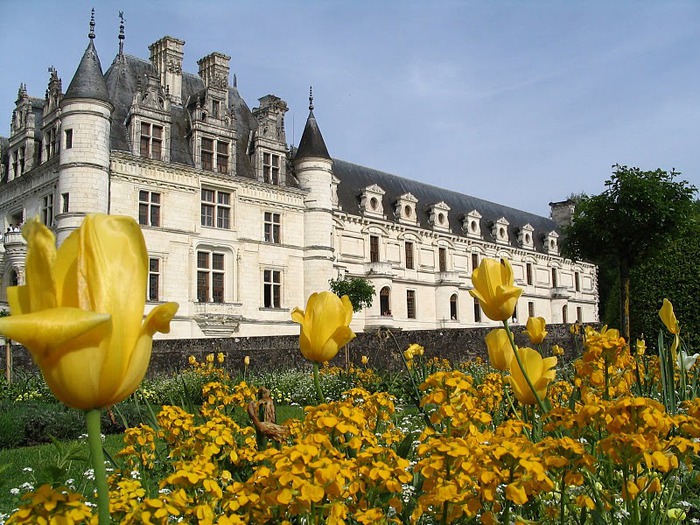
<box><xmin>549</xmin><ymin>199</ymin><xmax>577</xmax><ymax>228</ymax></box>
<box><xmin>149</xmin><ymin>36</ymin><xmax>185</xmax><ymax>104</ymax></box>
<box><xmin>197</xmin><ymin>52</ymin><xmax>230</xmax><ymax>93</ymax></box>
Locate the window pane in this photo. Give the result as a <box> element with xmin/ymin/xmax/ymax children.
<box><xmin>197</xmin><ymin>251</ymin><xmax>209</xmax><ymax>269</ymax></box>
<box><xmin>197</xmin><ymin>271</ymin><xmax>209</xmax><ymax>302</ymax></box>
<box><xmin>139</xmin><ymin>190</ymin><xmax>148</xmax><ymax>201</ymax></box>
<box><xmin>212</xmin><ymin>273</ymin><xmax>224</xmax><ymax>303</ymax></box>
<box><xmin>217</xmin><ymin>207</ymin><xmax>230</xmax><ymax>229</ymax></box>
<box><xmin>141</xmin><ymin>123</ymin><xmax>150</xmax><ymax>135</ymax></box>
<box><xmin>152</xmin><ymin>139</ymin><xmax>162</xmax><ymax>160</ymax></box>
<box><xmin>201</xmin><ymin>204</ymin><xmax>214</xmax><ymax>226</ymax></box>
<box><xmin>201</xmin><ymin>189</ymin><xmax>215</xmax><ymax>202</ymax></box>
<box><xmin>217</xmin><ymin>141</ymin><xmax>228</xmax><ymax>154</ymax></box>
<box><xmin>212</xmin><ymin>253</ymin><xmax>224</xmax><ymax>270</ymax></box>
<box><xmin>201</xmin><ymin>138</ymin><xmax>213</xmax><ymax>151</ymax></box>
<box><xmin>152</xmin><ymin>125</ymin><xmax>162</xmax><ymax>139</ymax></box>
<box><xmin>150</xmin><ymin>205</ymin><xmax>160</xmax><ymax>227</ymax></box>
<box><xmin>218</xmin><ymin>192</ymin><xmax>230</xmax><ymax>205</ymax></box>
<box><xmin>139</xmin><ymin>203</ymin><xmax>149</xmax><ymax>225</ymax></box>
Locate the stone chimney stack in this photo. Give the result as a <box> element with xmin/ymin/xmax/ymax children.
<box><xmin>197</xmin><ymin>52</ymin><xmax>230</xmax><ymax>93</ymax></box>
<box><xmin>549</xmin><ymin>199</ymin><xmax>577</xmax><ymax>228</ymax></box>
<box><xmin>149</xmin><ymin>36</ymin><xmax>185</xmax><ymax>104</ymax></box>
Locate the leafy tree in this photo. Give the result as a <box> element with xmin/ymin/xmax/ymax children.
<box><xmin>562</xmin><ymin>165</ymin><xmax>696</xmax><ymax>342</ymax></box>
<box><xmin>328</xmin><ymin>277</ymin><xmax>376</xmax><ymax>313</ymax></box>
<box><xmin>629</xmin><ymin>200</ymin><xmax>700</xmax><ymax>350</ymax></box>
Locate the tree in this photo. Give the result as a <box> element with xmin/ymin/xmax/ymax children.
<box><xmin>328</xmin><ymin>277</ymin><xmax>376</xmax><ymax>313</ymax></box>
<box><xmin>562</xmin><ymin>165</ymin><xmax>696</xmax><ymax>343</ymax></box>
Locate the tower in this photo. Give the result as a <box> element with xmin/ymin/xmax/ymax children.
<box><xmin>56</xmin><ymin>11</ymin><xmax>114</xmax><ymax>244</ymax></box>
<box><xmin>293</xmin><ymin>89</ymin><xmax>335</xmax><ymax>299</ymax></box>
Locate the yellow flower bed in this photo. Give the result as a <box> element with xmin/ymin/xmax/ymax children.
<box><xmin>7</xmin><ymin>326</ymin><xmax>700</xmax><ymax>524</ymax></box>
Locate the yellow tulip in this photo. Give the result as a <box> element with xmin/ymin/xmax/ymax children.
<box><xmin>524</xmin><ymin>316</ymin><xmax>548</xmax><ymax>344</ymax></box>
<box><xmin>244</xmin><ymin>355</ymin><xmax>251</xmax><ymax>366</ymax></box>
<box><xmin>659</xmin><ymin>298</ymin><xmax>680</xmax><ymax>335</ymax></box>
<box><xmin>469</xmin><ymin>258</ymin><xmax>523</xmax><ymax>321</ymax></box>
<box><xmin>361</xmin><ymin>355</ymin><xmax>369</xmax><ymax>365</ymax></box>
<box><xmin>0</xmin><ymin>215</ymin><xmax>178</xmax><ymax>410</ymax></box>
<box><xmin>508</xmin><ymin>347</ymin><xmax>557</xmax><ymax>405</ymax></box>
<box><xmin>485</xmin><ymin>328</ymin><xmax>514</xmax><ymax>371</ymax></box>
<box><xmin>291</xmin><ymin>291</ymin><xmax>355</xmax><ymax>363</ymax></box>
<box><xmin>659</xmin><ymin>298</ymin><xmax>680</xmax><ymax>360</ymax></box>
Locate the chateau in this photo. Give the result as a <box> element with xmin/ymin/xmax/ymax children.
<box><xmin>0</xmin><ymin>17</ymin><xmax>597</xmax><ymax>339</ymax></box>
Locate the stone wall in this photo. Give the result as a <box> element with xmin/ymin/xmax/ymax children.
<box><xmin>3</xmin><ymin>324</ymin><xmax>584</xmax><ymax>378</ymax></box>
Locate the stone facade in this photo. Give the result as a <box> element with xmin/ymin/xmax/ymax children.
<box><xmin>0</xmin><ymin>22</ymin><xmax>598</xmax><ymax>340</ymax></box>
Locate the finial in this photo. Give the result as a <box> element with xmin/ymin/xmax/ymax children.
<box><xmin>309</xmin><ymin>86</ymin><xmax>314</xmax><ymax>111</ymax></box>
<box><xmin>89</xmin><ymin>8</ymin><xmax>96</xmax><ymax>39</ymax></box>
<box><xmin>118</xmin><ymin>11</ymin><xmax>125</xmax><ymax>55</ymax></box>
<box><xmin>233</xmin><ymin>73</ymin><xmax>237</xmax><ymax>88</ymax></box>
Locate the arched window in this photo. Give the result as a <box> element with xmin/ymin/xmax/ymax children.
<box><xmin>380</xmin><ymin>286</ymin><xmax>391</xmax><ymax>316</ymax></box>
<box><xmin>449</xmin><ymin>293</ymin><xmax>458</xmax><ymax>320</ymax></box>
<box><xmin>9</xmin><ymin>269</ymin><xmax>18</xmax><ymax>287</ymax></box>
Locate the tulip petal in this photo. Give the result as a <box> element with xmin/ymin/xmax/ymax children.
<box><xmin>53</xmin><ymin>228</ymin><xmax>81</xmax><ymax>308</ymax></box>
<box><xmin>110</xmin><ymin>302</ymin><xmax>179</xmax><ymax>405</ymax></box>
<box><xmin>341</xmin><ymin>295</ymin><xmax>354</xmax><ymax>324</ymax></box>
<box><xmin>22</xmin><ymin>218</ymin><xmax>57</xmax><ymax>311</ymax></box>
<box><xmin>321</xmin><ymin>326</ymin><xmax>356</xmax><ymax>361</ymax></box>
<box><xmin>290</xmin><ymin>307</ymin><xmax>306</xmax><ymax>325</ymax></box>
<box><xmin>7</xmin><ymin>285</ymin><xmax>31</xmax><ymax>316</ymax></box>
<box><xmin>0</xmin><ymin>308</ymin><xmax>111</xmax><ymax>367</ymax></box>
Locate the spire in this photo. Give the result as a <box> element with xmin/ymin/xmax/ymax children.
<box><xmin>118</xmin><ymin>11</ymin><xmax>125</xmax><ymax>56</ymax></box>
<box><xmin>296</xmin><ymin>86</ymin><xmax>331</xmax><ymax>160</ymax></box>
<box><xmin>63</xmin><ymin>9</ymin><xmax>111</xmax><ymax>104</ymax></box>
<box><xmin>88</xmin><ymin>8</ymin><xmax>95</xmax><ymax>39</ymax></box>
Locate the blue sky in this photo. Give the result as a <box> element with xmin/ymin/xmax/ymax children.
<box><xmin>1</xmin><ymin>1</ymin><xmax>698</xmax><ymax>217</ymax></box>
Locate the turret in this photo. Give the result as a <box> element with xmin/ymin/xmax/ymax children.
<box><xmin>56</xmin><ymin>10</ymin><xmax>114</xmax><ymax>244</ymax></box>
<box><xmin>293</xmin><ymin>88</ymin><xmax>335</xmax><ymax>299</ymax></box>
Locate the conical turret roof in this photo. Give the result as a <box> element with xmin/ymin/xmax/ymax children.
<box><xmin>63</xmin><ymin>21</ymin><xmax>110</xmax><ymax>104</ymax></box>
<box><xmin>296</xmin><ymin>89</ymin><xmax>330</xmax><ymax>160</ymax></box>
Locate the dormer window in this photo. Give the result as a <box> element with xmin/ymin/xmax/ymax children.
<box><xmin>212</xmin><ymin>99</ymin><xmax>221</xmax><ymax>119</ymax></box>
<box><xmin>463</xmin><ymin>210</ymin><xmax>482</xmax><ymax>238</ymax></box>
<box><xmin>140</xmin><ymin>123</ymin><xmax>163</xmax><ymax>160</ymax></box>
<box><xmin>199</xmin><ymin>137</ymin><xmax>230</xmax><ymax>174</ymax></box>
<box><xmin>263</xmin><ymin>152</ymin><xmax>281</xmax><ymax>184</ymax></box>
<box><xmin>545</xmin><ymin>231</ymin><xmax>560</xmax><ymax>255</ymax></box>
<box><xmin>201</xmin><ymin>138</ymin><xmax>214</xmax><ymax>170</ymax></box>
<box><xmin>360</xmin><ymin>184</ymin><xmax>385</xmax><ymax>217</ymax></box>
<box><xmin>518</xmin><ymin>223</ymin><xmax>535</xmax><ymax>250</ymax></box>
<box><xmin>428</xmin><ymin>202</ymin><xmax>451</xmax><ymax>231</ymax></box>
<box><xmin>492</xmin><ymin>217</ymin><xmax>510</xmax><ymax>244</ymax></box>
<box><xmin>395</xmin><ymin>193</ymin><xmax>418</xmax><ymax>225</ymax></box>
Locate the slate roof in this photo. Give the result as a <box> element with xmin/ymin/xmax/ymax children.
<box><xmin>331</xmin><ymin>158</ymin><xmax>558</xmax><ymax>252</ymax></box>
<box><xmin>63</xmin><ymin>39</ymin><xmax>111</xmax><ymax>104</ymax></box>
<box><xmin>104</xmin><ymin>53</ymin><xmax>260</xmax><ymax>179</ymax></box>
<box><xmin>296</xmin><ymin>109</ymin><xmax>330</xmax><ymax>160</ymax></box>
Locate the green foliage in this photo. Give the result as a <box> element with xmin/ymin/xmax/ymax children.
<box><xmin>328</xmin><ymin>276</ymin><xmax>376</xmax><ymax>312</ymax></box>
<box><xmin>629</xmin><ymin>201</ymin><xmax>700</xmax><ymax>350</ymax></box>
<box><xmin>563</xmin><ymin>165</ymin><xmax>697</xmax><ymax>339</ymax></box>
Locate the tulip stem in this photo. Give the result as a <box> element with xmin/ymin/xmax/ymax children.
<box><xmin>86</xmin><ymin>409</ymin><xmax>110</xmax><ymax>524</ymax></box>
<box><xmin>503</xmin><ymin>321</ymin><xmax>548</xmax><ymax>414</ymax></box>
<box><xmin>313</xmin><ymin>363</ymin><xmax>325</xmax><ymax>404</ymax></box>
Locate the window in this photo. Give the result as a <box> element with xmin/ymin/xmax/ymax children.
<box><xmin>471</xmin><ymin>253</ymin><xmax>479</xmax><ymax>272</ymax></box>
<box><xmin>439</xmin><ymin>247</ymin><xmax>447</xmax><ymax>272</ymax></box>
<box><xmin>528</xmin><ymin>301</ymin><xmax>535</xmax><ymax>318</ymax></box>
<box><xmin>380</xmin><ymin>287</ymin><xmax>391</xmax><ymax>316</ymax></box>
<box><xmin>61</xmin><ymin>193</ymin><xmax>70</xmax><ymax>214</ymax></box>
<box><xmin>264</xmin><ymin>212</ymin><xmax>281</xmax><ymax>243</ymax></box>
<box><xmin>201</xmin><ymin>189</ymin><xmax>231</xmax><ymax>229</ymax></box>
<box><xmin>406</xmin><ymin>290</ymin><xmax>416</xmax><ymax>319</ymax></box>
<box><xmin>65</xmin><ymin>129</ymin><xmax>73</xmax><ymax>150</ymax></box>
<box><xmin>562</xmin><ymin>305</ymin><xmax>568</xmax><ymax>324</ymax></box>
<box><xmin>575</xmin><ymin>272</ymin><xmax>581</xmax><ymax>292</ymax></box>
<box><xmin>197</xmin><ymin>250</ymin><xmax>225</xmax><ymax>303</ymax></box>
<box><xmin>148</xmin><ymin>258</ymin><xmax>160</xmax><ymax>301</ymax></box>
<box><xmin>577</xmin><ymin>306</ymin><xmax>582</xmax><ymax>323</ymax></box>
<box><xmin>405</xmin><ymin>242</ymin><xmax>414</xmax><ymax>269</ymax></box>
<box><xmin>216</xmin><ymin>141</ymin><xmax>229</xmax><ymax>174</ymax></box>
<box><xmin>46</xmin><ymin>127</ymin><xmax>58</xmax><ymax>159</ymax></box>
<box><xmin>212</xmin><ymin>99</ymin><xmax>220</xmax><ymax>119</ymax></box>
<box><xmin>473</xmin><ymin>298</ymin><xmax>482</xmax><ymax>322</ymax></box>
<box><xmin>450</xmin><ymin>294</ymin><xmax>458</xmax><ymax>320</ymax></box>
<box><xmin>263</xmin><ymin>269</ymin><xmax>281</xmax><ymax>308</ymax></box>
<box><xmin>369</xmin><ymin>235</ymin><xmax>380</xmax><ymax>263</ymax></box>
<box><xmin>42</xmin><ymin>194</ymin><xmax>54</xmax><ymax>227</ymax></box>
<box><xmin>201</xmin><ymin>138</ymin><xmax>214</xmax><ymax>171</ymax></box>
<box><xmin>551</xmin><ymin>268</ymin><xmax>558</xmax><ymax>288</ymax></box>
<box><xmin>12</xmin><ymin>147</ymin><xmax>25</xmax><ymax>177</ymax></box>
<box><xmin>526</xmin><ymin>263</ymin><xmax>533</xmax><ymax>285</ymax></box>
<box><xmin>140</xmin><ymin>123</ymin><xmax>162</xmax><ymax>160</ymax></box>
<box><xmin>139</xmin><ymin>191</ymin><xmax>161</xmax><ymax>227</ymax></box>
<box><xmin>263</xmin><ymin>152</ymin><xmax>281</xmax><ymax>184</ymax></box>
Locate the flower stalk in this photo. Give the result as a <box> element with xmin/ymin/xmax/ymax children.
<box><xmin>86</xmin><ymin>409</ymin><xmax>110</xmax><ymax>524</ymax></box>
